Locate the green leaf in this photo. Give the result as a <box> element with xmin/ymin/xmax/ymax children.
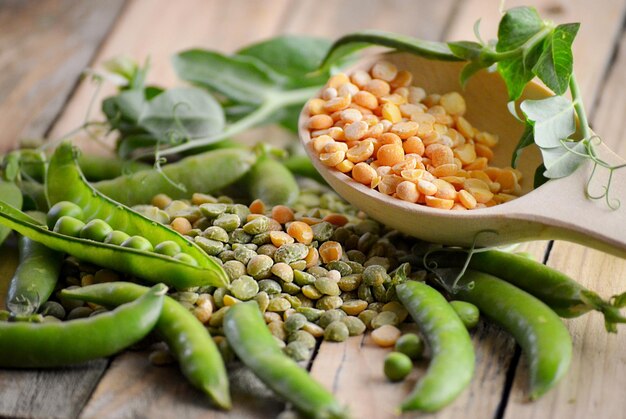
<box><xmin>533</xmin><ymin>23</ymin><xmax>579</xmax><ymax>95</ymax></box>
<box><xmin>237</xmin><ymin>36</ymin><xmax>333</xmax><ymax>86</ymax></box>
<box><xmin>138</xmin><ymin>87</ymin><xmax>225</xmax><ymax>143</ymax></box>
<box><xmin>497</xmin><ymin>41</ymin><xmax>543</xmax><ymax>100</ymax></box>
<box><xmin>172</xmin><ymin>49</ymin><xmax>287</xmax><ymax>104</ymax></box>
<box><xmin>541</xmin><ymin>141</ymin><xmax>587</xmax><ymax>178</ymax></box>
<box><xmin>116</xmin><ymin>90</ymin><xmax>146</xmax><ymax>124</ymax></box>
<box><xmin>520</xmin><ymin>96</ymin><xmax>576</xmax><ymax>149</ymax></box>
<box><xmin>511</xmin><ymin>123</ymin><xmax>535</xmax><ymax>168</ymax></box>
<box><xmin>320</xmin><ymin>30</ymin><xmax>461</xmax><ymax>70</ymax></box>
<box><xmin>496</xmin><ymin>7</ymin><xmax>544</xmax><ymax>52</ymax></box>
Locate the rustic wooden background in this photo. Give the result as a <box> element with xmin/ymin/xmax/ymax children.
<box><xmin>0</xmin><ymin>0</ymin><xmax>625</xmax><ymax>418</ymax></box>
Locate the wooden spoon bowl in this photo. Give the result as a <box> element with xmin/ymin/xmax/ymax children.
<box><xmin>299</xmin><ymin>53</ymin><xmax>626</xmax><ymax>258</ymax></box>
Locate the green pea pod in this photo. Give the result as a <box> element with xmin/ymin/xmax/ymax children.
<box><xmin>60</xmin><ymin>282</ymin><xmax>231</xmax><ymax>410</ymax></box>
<box><xmin>453</xmin><ymin>270</ymin><xmax>572</xmax><ymax>400</ymax></box>
<box><xmin>396</xmin><ymin>281</ymin><xmax>474</xmax><ymax>412</ymax></box>
<box><xmin>7</xmin><ymin>212</ymin><xmax>63</xmax><ymax>314</ymax></box>
<box><xmin>45</xmin><ymin>142</ymin><xmax>228</xmax><ymax>287</ymax></box>
<box><xmin>0</xmin><ymin>283</ymin><xmax>166</xmax><ymax>368</ymax></box>
<box><xmin>0</xmin><ymin>200</ymin><xmax>224</xmax><ymax>289</ymax></box>
<box><xmin>431</xmin><ymin>250</ymin><xmax>625</xmax><ymax>328</ymax></box>
<box><xmin>92</xmin><ymin>147</ymin><xmax>257</xmax><ymax>206</ymax></box>
<box><xmin>77</xmin><ymin>154</ymin><xmax>151</xmax><ymax>181</ymax></box>
<box><xmin>224</xmin><ymin>301</ymin><xmax>346</xmax><ymax>418</ymax></box>
<box><xmin>246</xmin><ymin>155</ymin><xmax>299</xmax><ymax>206</ymax></box>
<box><xmin>0</xmin><ymin>180</ymin><xmax>22</xmax><ymax>245</ymax></box>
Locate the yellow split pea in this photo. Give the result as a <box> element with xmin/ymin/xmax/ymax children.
<box><xmin>306</xmin><ymin>60</ymin><xmax>523</xmax><ymax>210</ymax></box>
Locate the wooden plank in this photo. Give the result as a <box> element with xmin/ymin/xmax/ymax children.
<box><xmin>503</xmin><ymin>23</ymin><xmax>626</xmax><ymax>419</ymax></box>
<box><xmin>80</xmin><ymin>352</ymin><xmax>282</xmax><ymax>419</ymax></box>
<box><xmin>0</xmin><ymin>0</ymin><xmax>126</xmax><ymax>152</ymax></box>
<box><xmin>0</xmin><ymin>360</ymin><xmax>109</xmax><ymax>419</ymax></box>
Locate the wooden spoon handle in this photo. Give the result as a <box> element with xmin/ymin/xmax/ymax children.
<box><xmin>519</xmin><ymin>144</ymin><xmax>626</xmax><ymax>258</ymax></box>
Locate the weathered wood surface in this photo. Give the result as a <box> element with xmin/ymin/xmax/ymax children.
<box><xmin>0</xmin><ymin>0</ymin><xmax>625</xmax><ymax>418</ymax></box>
<box><xmin>0</xmin><ymin>0</ymin><xmax>126</xmax><ymax>152</ymax></box>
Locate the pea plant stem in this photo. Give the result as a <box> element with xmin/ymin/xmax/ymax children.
<box><xmin>157</xmin><ymin>86</ymin><xmax>321</xmax><ymax>157</ymax></box>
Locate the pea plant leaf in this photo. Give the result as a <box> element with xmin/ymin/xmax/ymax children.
<box><xmin>172</xmin><ymin>49</ymin><xmax>287</xmax><ymax>104</ymax></box>
<box><xmin>138</xmin><ymin>87</ymin><xmax>225</xmax><ymax>143</ymax></box>
<box><xmin>237</xmin><ymin>36</ymin><xmax>334</xmax><ymax>87</ymax></box>
<box><xmin>533</xmin><ymin>23</ymin><xmax>579</xmax><ymax>95</ymax></box>
<box><xmin>511</xmin><ymin>123</ymin><xmax>535</xmax><ymax>168</ymax></box>
<box><xmin>496</xmin><ymin>6</ymin><xmax>548</xmax><ymax>100</ymax></box>
<box><xmin>520</xmin><ymin>95</ymin><xmax>576</xmax><ymax>149</ymax></box>
<box><xmin>542</xmin><ymin>141</ymin><xmax>587</xmax><ymax>178</ymax></box>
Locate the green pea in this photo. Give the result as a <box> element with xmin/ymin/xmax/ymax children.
<box><xmin>121</xmin><ymin>236</ymin><xmax>154</xmax><ymax>252</ymax></box>
<box><xmin>259</xmin><ymin>279</ymin><xmax>282</xmax><ymax>295</ymax></box>
<box><xmin>326</xmin><ymin>261</ymin><xmax>352</xmax><ymax>277</ymax></box>
<box><xmin>338</xmin><ymin>274</ymin><xmax>362</xmax><ymax>292</ymax></box>
<box><xmin>311</xmin><ymin>221</ymin><xmax>334</xmax><ymax>242</ymax></box>
<box><xmin>301</xmin><ymin>285</ymin><xmax>322</xmax><ymax>300</ymax></box>
<box><xmin>314</xmin><ymin>277</ymin><xmax>341</xmax><ymax>296</ymax></box>
<box><xmin>284</xmin><ymin>340</ymin><xmax>310</xmax><ymax>361</ymax></box>
<box><xmin>251</xmin><ymin>232</ymin><xmax>271</xmax><ymax>246</ymax></box>
<box><xmin>234</xmin><ymin>246</ymin><xmax>256</xmax><ymax>265</ymax></box>
<box><xmin>257</xmin><ymin>244</ymin><xmax>277</xmax><ymax>258</ymax></box>
<box><xmin>346</xmin><ymin>261</ymin><xmax>364</xmax><ymax>274</ymax></box>
<box><xmin>282</xmin><ymin>282</ymin><xmax>301</xmax><ymax>296</ymax></box>
<box><xmin>318</xmin><ymin>309</ymin><xmax>346</xmax><ymax>329</ymax></box>
<box><xmin>362</xmin><ymin>265</ymin><xmax>390</xmax><ymax>286</ymax></box>
<box><xmin>247</xmin><ymin>255</ymin><xmax>274</xmax><ymax>279</ymax></box>
<box><xmin>39</xmin><ymin>301</ymin><xmax>66</xmax><ymax>320</ymax></box>
<box><xmin>202</xmin><ymin>226</ymin><xmax>229</xmax><ymax>242</ymax></box>
<box><xmin>297</xmin><ymin>307</ymin><xmax>324</xmax><ymax>322</ymax></box>
<box><xmin>229</xmin><ymin>228</ymin><xmax>252</xmax><ymax>244</ymax></box>
<box><xmin>243</xmin><ymin>216</ymin><xmax>270</xmax><ymax>235</ymax></box>
<box><xmin>213</xmin><ymin>213</ymin><xmax>241</xmax><ymax>231</ymax></box>
<box><xmin>288</xmin><ymin>330</ymin><xmax>317</xmax><ymax>349</ymax></box>
<box><xmin>450</xmin><ymin>301</ymin><xmax>480</xmax><ymax>329</ymax></box>
<box><xmin>346</xmin><ymin>250</ymin><xmax>366</xmax><ymax>264</ymax></box>
<box><xmin>316</xmin><ymin>296</ymin><xmax>343</xmax><ymax>311</ymax></box>
<box><xmin>285</xmin><ymin>313</ymin><xmax>308</xmax><ymax>333</ymax></box>
<box><xmin>174</xmin><ymin>253</ymin><xmax>199</xmax><ymax>266</ymax></box>
<box><xmin>307</xmin><ymin>266</ymin><xmax>329</xmax><ymax>278</ymax></box>
<box><xmin>268</xmin><ymin>321</ymin><xmax>287</xmax><ymax>341</ymax></box>
<box><xmin>289</xmin><ymin>260</ymin><xmax>307</xmax><ymax>271</ymax></box>
<box><xmin>230</xmin><ymin>275</ymin><xmax>259</xmax><ymax>301</ymax></box>
<box><xmin>371</xmin><ymin>311</ymin><xmax>398</xmax><ymax>329</ymax></box>
<box><xmin>152</xmin><ymin>240</ymin><xmax>182</xmax><ymax>257</ymax></box>
<box><xmin>194</xmin><ymin>236</ymin><xmax>224</xmax><ymax>256</ymax></box>
<box><xmin>199</xmin><ymin>203</ymin><xmax>228</xmax><ymax>218</ymax></box>
<box><xmin>384</xmin><ymin>352</ymin><xmax>412</xmax><ymax>382</ymax></box>
<box><xmin>274</xmin><ymin>243</ymin><xmax>309</xmax><ymax>264</ymax></box>
<box><xmin>267</xmin><ymin>297</ymin><xmax>291</xmax><ymax>312</ymax></box>
<box><xmin>341</xmin><ymin>316</ymin><xmax>366</xmax><ymax>336</ymax></box>
<box><xmin>358</xmin><ymin>309</ymin><xmax>377</xmax><ymax>329</ymax></box>
<box><xmin>222</xmin><ymin>260</ymin><xmax>246</xmax><ymax>281</ymax></box>
<box><xmin>323</xmin><ymin>321</ymin><xmax>349</xmax><ymax>342</ymax></box>
<box><xmin>53</xmin><ymin>216</ymin><xmax>85</xmax><ymax>237</ymax></box>
<box><xmin>219</xmin><ymin>250</ymin><xmax>236</xmax><ymax>263</ymax></box>
<box><xmin>79</xmin><ymin>219</ymin><xmax>113</xmax><ymax>242</ymax></box>
<box><xmin>47</xmin><ymin>201</ymin><xmax>84</xmax><ymax>228</ymax></box>
<box><xmin>271</xmin><ymin>263</ymin><xmax>293</xmax><ymax>282</ymax></box>
<box><xmin>226</xmin><ymin>204</ymin><xmax>250</xmax><ymax>224</ymax></box>
<box><xmin>394</xmin><ymin>333</ymin><xmax>424</xmax><ymax>360</ymax></box>
<box><xmin>253</xmin><ymin>291</ymin><xmax>270</xmax><ymax>312</ymax></box>
<box><xmin>104</xmin><ymin>230</ymin><xmax>131</xmax><ymax>246</ymax></box>
<box><xmin>294</xmin><ymin>270</ymin><xmax>316</xmax><ymax>287</ymax></box>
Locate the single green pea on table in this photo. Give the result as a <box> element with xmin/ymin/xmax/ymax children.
<box><xmin>1</xmin><ymin>4</ymin><xmax>625</xmax><ymax>418</ymax></box>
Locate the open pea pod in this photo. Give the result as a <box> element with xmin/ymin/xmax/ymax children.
<box><xmin>45</xmin><ymin>142</ymin><xmax>228</xmax><ymax>287</ymax></box>
<box><xmin>0</xmin><ymin>200</ymin><xmax>226</xmax><ymax>289</ymax></box>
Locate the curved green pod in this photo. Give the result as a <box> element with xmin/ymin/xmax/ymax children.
<box><xmin>396</xmin><ymin>281</ymin><xmax>475</xmax><ymax>412</ymax></box>
<box><xmin>60</xmin><ymin>282</ymin><xmax>231</xmax><ymax>410</ymax></box>
<box><xmin>0</xmin><ymin>180</ymin><xmax>22</xmax><ymax>245</ymax></box>
<box><xmin>454</xmin><ymin>270</ymin><xmax>572</xmax><ymax>400</ymax></box>
<box><xmin>45</xmin><ymin>142</ymin><xmax>228</xmax><ymax>287</ymax></box>
<box><xmin>0</xmin><ymin>283</ymin><xmax>166</xmax><ymax>368</ymax></box>
<box><xmin>92</xmin><ymin>147</ymin><xmax>257</xmax><ymax>206</ymax></box>
<box><xmin>0</xmin><ymin>201</ymin><xmax>226</xmax><ymax>289</ymax></box>
<box><xmin>246</xmin><ymin>155</ymin><xmax>299</xmax><ymax>206</ymax></box>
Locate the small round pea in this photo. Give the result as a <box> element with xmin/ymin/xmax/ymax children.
<box><xmin>319</xmin><ymin>309</ymin><xmax>346</xmax><ymax>329</ymax></box>
<box><xmin>53</xmin><ymin>216</ymin><xmax>85</xmax><ymax>237</ymax></box>
<box><xmin>80</xmin><ymin>219</ymin><xmax>113</xmax><ymax>242</ymax></box>
<box><xmin>384</xmin><ymin>352</ymin><xmax>412</xmax><ymax>382</ymax></box>
<box><xmin>284</xmin><ymin>340</ymin><xmax>310</xmax><ymax>361</ymax></box>
<box><xmin>323</xmin><ymin>321</ymin><xmax>349</xmax><ymax>342</ymax></box>
<box><xmin>154</xmin><ymin>240</ymin><xmax>182</xmax><ymax>257</ymax></box>
<box><xmin>174</xmin><ymin>253</ymin><xmax>199</xmax><ymax>266</ymax></box>
<box><xmin>394</xmin><ymin>333</ymin><xmax>424</xmax><ymax>360</ymax></box>
<box><xmin>47</xmin><ymin>201</ymin><xmax>84</xmax><ymax>228</ymax></box>
<box><xmin>450</xmin><ymin>301</ymin><xmax>480</xmax><ymax>329</ymax></box>
<box><xmin>104</xmin><ymin>230</ymin><xmax>131</xmax><ymax>246</ymax></box>
<box><xmin>285</xmin><ymin>313</ymin><xmax>307</xmax><ymax>333</ymax></box>
<box><xmin>121</xmin><ymin>236</ymin><xmax>154</xmax><ymax>252</ymax></box>
<box><xmin>230</xmin><ymin>275</ymin><xmax>259</xmax><ymax>301</ymax></box>
<box><xmin>341</xmin><ymin>316</ymin><xmax>366</xmax><ymax>336</ymax></box>
<box><xmin>362</xmin><ymin>265</ymin><xmax>390</xmax><ymax>286</ymax></box>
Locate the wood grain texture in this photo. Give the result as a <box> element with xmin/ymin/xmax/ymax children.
<box><xmin>80</xmin><ymin>352</ymin><xmax>282</xmax><ymax>419</ymax></box>
<box><xmin>0</xmin><ymin>0</ymin><xmax>126</xmax><ymax>153</ymax></box>
<box><xmin>0</xmin><ymin>360</ymin><xmax>108</xmax><ymax>419</ymax></box>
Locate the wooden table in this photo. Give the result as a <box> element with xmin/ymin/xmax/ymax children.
<box><xmin>0</xmin><ymin>1</ymin><xmax>625</xmax><ymax>417</ymax></box>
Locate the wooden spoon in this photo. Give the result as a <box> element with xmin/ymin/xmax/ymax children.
<box><xmin>298</xmin><ymin>53</ymin><xmax>626</xmax><ymax>258</ymax></box>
